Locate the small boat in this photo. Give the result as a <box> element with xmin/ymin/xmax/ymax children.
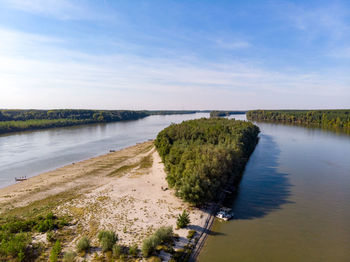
<box><xmin>216</xmin><ymin>207</ymin><xmax>234</xmax><ymax>221</ymax></box>
<box><xmin>109</xmin><ymin>149</ymin><xmax>116</xmax><ymax>152</ymax></box>
<box><xmin>15</xmin><ymin>176</ymin><xmax>27</xmax><ymax>182</ymax></box>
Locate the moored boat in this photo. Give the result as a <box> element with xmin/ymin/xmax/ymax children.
<box><xmin>216</xmin><ymin>207</ymin><xmax>234</xmax><ymax>221</ymax></box>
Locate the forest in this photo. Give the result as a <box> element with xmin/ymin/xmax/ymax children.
<box><xmin>0</xmin><ymin>110</ymin><xmax>148</xmax><ymax>134</ymax></box>
<box><xmin>247</xmin><ymin>110</ymin><xmax>350</xmax><ymax>131</ymax></box>
<box><xmin>210</xmin><ymin>110</ymin><xmax>246</xmax><ymax>117</ymax></box>
<box><xmin>154</xmin><ymin>118</ymin><xmax>260</xmax><ymax>205</ymax></box>
<box><xmin>0</xmin><ymin>109</ymin><xmax>199</xmax><ymax>134</ymax></box>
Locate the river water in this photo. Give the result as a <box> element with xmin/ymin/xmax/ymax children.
<box><xmin>1</xmin><ymin>114</ymin><xmax>349</xmax><ymax>261</ymax></box>
<box><xmin>0</xmin><ymin>113</ymin><xmax>208</xmax><ymax>188</ymax></box>
<box><xmin>199</xmin><ymin>116</ymin><xmax>350</xmax><ymax>262</ymax></box>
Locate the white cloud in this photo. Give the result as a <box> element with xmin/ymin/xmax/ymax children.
<box><xmin>215</xmin><ymin>39</ymin><xmax>251</xmax><ymax>50</ymax></box>
<box><xmin>0</xmin><ymin>27</ymin><xmax>349</xmax><ymax>110</ymax></box>
<box><xmin>0</xmin><ymin>0</ymin><xmax>114</xmax><ymax>21</ymax></box>
<box><xmin>279</xmin><ymin>2</ymin><xmax>350</xmax><ymax>40</ymax></box>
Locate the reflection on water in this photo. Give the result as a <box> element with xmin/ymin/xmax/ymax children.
<box><xmin>227</xmin><ymin>134</ymin><xmax>292</xmax><ymax>220</ymax></box>
<box><xmin>200</xmin><ymin>120</ymin><xmax>350</xmax><ymax>262</ymax></box>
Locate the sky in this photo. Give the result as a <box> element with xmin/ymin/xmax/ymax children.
<box><xmin>0</xmin><ymin>0</ymin><xmax>349</xmax><ymax>110</ymax></box>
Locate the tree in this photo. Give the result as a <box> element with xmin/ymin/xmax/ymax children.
<box><xmin>177</xmin><ymin>210</ymin><xmax>190</xmax><ymax>229</ymax></box>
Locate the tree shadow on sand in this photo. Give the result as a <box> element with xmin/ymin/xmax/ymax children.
<box><xmin>226</xmin><ymin>134</ymin><xmax>293</xmax><ymax>220</ymax></box>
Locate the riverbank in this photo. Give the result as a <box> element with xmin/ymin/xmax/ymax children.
<box><xmin>0</xmin><ymin>141</ymin><xmax>209</xmax><ymax>261</ymax></box>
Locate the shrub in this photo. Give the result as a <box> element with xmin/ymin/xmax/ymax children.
<box><xmin>142</xmin><ymin>226</ymin><xmax>173</xmax><ymax>257</ymax></box>
<box><xmin>63</xmin><ymin>250</ymin><xmax>76</xmax><ymax>262</ymax></box>
<box><xmin>129</xmin><ymin>244</ymin><xmax>138</xmax><ymax>257</ymax></box>
<box><xmin>187</xmin><ymin>230</ymin><xmax>196</xmax><ymax>240</ymax></box>
<box><xmin>97</xmin><ymin>230</ymin><xmax>118</xmax><ymax>252</ymax></box>
<box><xmin>154</xmin><ymin>226</ymin><xmax>173</xmax><ymax>243</ymax></box>
<box><xmin>76</xmin><ymin>236</ymin><xmax>90</xmax><ymax>252</ymax></box>
<box><xmin>47</xmin><ymin>231</ymin><xmax>55</xmax><ymax>242</ymax></box>
<box><xmin>142</xmin><ymin>237</ymin><xmax>154</xmax><ymax>257</ymax></box>
<box><xmin>0</xmin><ymin>232</ymin><xmax>30</xmax><ymax>261</ymax></box>
<box><xmin>49</xmin><ymin>240</ymin><xmax>61</xmax><ymax>262</ymax></box>
<box><xmin>112</xmin><ymin>244</ymin><xmax>122</xmax><ymax>258</ymax></box>
<box><xmin>177</xmin><ymin>210</ymin><xmax>190</xmax><ymax>229</ymax></box>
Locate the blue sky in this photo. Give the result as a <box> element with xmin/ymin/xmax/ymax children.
<box><xmin>0</xmin><ymin>0</ymin><xmax>349</xmax><ymax>110</ymax></box>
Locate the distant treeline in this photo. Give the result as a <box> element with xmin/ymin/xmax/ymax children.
<box><xmin>154</xmin><ymin>118</ymin><xmax>259</xmax><ymax>205</ymax></box>
<box><xmin>0</xmin><ymin>109</ymin><xmax>148</xmax><ymax>134</ymax></box>
<box><xmin>247</xmin><ymin>110</ymin><xmax>350</xmax><ymax>131</ymax></box>
<box><xmin>210</xmin><ymin>110</ymin><xmax>246</xmax><ymax>118</ymax></box>
<box><xmin>146</xmin><ymin>110</ymin><xmax>198</xmax><ymax>115</ymax></box>
<box><xmin>0</xmin><ymin>109</ymin><xmax>247</xmax><ymax>134</ymax></box>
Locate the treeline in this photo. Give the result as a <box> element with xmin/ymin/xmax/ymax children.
<box><xmin>247</xmin><ymin>110</ymin><xmax>350</xmax><ymax>131</ymax></box>
<box><xmin>146</xmin><ymin>110</ymin><xmax>198</xmax><ymax>115</ymax></box>
<box><xmin>154</xmin><ymin>118</ymin><xmax>259</xmax><ymax>205</ymax></box>
<box><xmin>0</xmin><ymin>109</ymin><xmax>148</xmax><ymax>122</ymax></box>
<box><xmin>0</xmin><ymin>109</ymin><xmax>148</xmax><ymax>134</ymax></box>
<box><xmin>210</xmin><ymin>110</ymin><xmax>246</xmax><ymax>118</ymax></box>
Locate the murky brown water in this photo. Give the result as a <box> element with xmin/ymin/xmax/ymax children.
<box><xmin>199</xmin><ymin>118</ymin><xmax>350</xmax><ymax>262</ymax></box>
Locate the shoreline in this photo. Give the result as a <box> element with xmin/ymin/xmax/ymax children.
<box><xmin>0</xmin><ymin>141</ymin><xmax>210</xmax><ymax>261</ymax></box>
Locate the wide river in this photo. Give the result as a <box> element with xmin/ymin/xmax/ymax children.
<box><xmin>1</xmin><ymin>113</ymin><xmax>349</xmax><ymax>261</ymax></box>
<box><xmin>199</xmin><ymin>115</ymin><xmax>350</xmax><ymax>262</ymax></box>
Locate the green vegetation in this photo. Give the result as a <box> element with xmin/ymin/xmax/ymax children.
<box><xmin>141</xmin><ymin>226</ymin><xmax>173</xmax><ymax>257</ymax></box>
<box><xmin>187</xmin><ymin>230</ymin><xmax>196</xmax><ymax>240</ymax></box>
<box><xmin>76</xmin><ymin>236</ymin><xmax>90</xmax><ymax>253</ymax></box>
<box><xmin>0</xmin><ymin>109</ymin><xmax>222</xmax><ymax>135</ymax></box>
<box><xmin>49</xmin><ymin>240</ymin><xmax>62</xmax><ymax>262</ymax></box>
<box><xmin>0</xmin><ymin>109</ymin><xmax>148</xmax><ymax>134</ymax></box>
<box><xmin>176</xmin><ymin>210</ymin><xmax>190</xmax><ymax>229</ymax></box>
<box><xmin>112</xmin><ymin>244</ymin><xmax>123</xmax><ymax>258</ymax></box>
<box><xmin>129</xmin><ymin>244</ymin><xmax>138</xmax><ymax>257</ymax></box>
<box><xmin>210</xmin><ymin>110</ymin><xmax>246</xmax><ymax>118</ymax></box>
<box><xmin>97</xmin><ymin>230</ymin><xmax>118</xmax><ymax>252</ymax></box>
<box><xmin>155</xmin><ymin>118</ymin><xmax>259</xmax><ymax>205</ymax></box>
<box><xmin>0</xmin><ymin>212</ymin><xmax>69</xmax><ymax>261</ymax></box>
<box><xmin>247</xmin><ymin>110</ymin><xmax>350</xmax><ymax>132</ymax></box>
<box><xmin>63</xmin><ymin>250</ymin><xmax>76</xmax><ymax>262</ymax></box>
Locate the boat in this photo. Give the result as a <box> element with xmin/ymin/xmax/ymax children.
<box><xmin>216</xmin><ymin>207</ymin><xmax>234</xmax><ymax>221</ymax></box>
<box><xmin>15</xmin><ymin>176</ymin><xmax>27</xmax><ymax>182</ymax></box>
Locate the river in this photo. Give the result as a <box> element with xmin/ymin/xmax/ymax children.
<box><xmin>1</xmin><ymin>113</ymin><xmax>349</xmax><ymax>261</ymax></box>
<box><xmin>199</xmin><ymin>115</ymin><xmax>350</xmax><ymax>262</ymax></box>
<box><xmin>0</xmin><ymin>113</ymin><xmax>208</xmax><ymax>188</ymax></box>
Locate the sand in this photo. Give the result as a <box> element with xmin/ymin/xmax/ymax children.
<box><xmin>0</xmin><ymin>141</ymin><xmax>209</xmax><ymax>261</ymax></box>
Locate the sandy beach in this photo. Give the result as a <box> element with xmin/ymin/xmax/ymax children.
<box><xmin>0</xmin><ymin>141</ymin><xmax>209</xmax><ymax>261</ymax></box>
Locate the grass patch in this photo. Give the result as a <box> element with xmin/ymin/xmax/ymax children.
<box><xmin>1</xmin><ymin>187</ymin><xmax>80</xmax><ymax>219</ymax></box>
<box><xmin>138</xmin><ymin>154</ymin><xmax>153</xmax><ymax>169</ymax></box>
<box><xmin>107</xmin><ymin>163</ymin><xmax>139</xmax><ymax>177</ymax></box>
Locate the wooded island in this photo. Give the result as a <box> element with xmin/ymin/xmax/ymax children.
<box><xmin>155</xmin><ymin>118</ymin><xmax>260</xmax><ymax>205</ymax></box>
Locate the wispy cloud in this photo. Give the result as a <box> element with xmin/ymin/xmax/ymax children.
<box><xmin>214</xmin><ymin>39</ymin><xmax>251</xmax><ymax>50</ymax></box>
<box><xmin>0</xmin><ymin>0</ymin><xmax>114</xmax><ymax>21</ymax></box>
<box><xmin>278</xmin><ymin>1</ymin><xmax>350</xmax><ymax>40</ymax></box>
<box><xmin>0</xmin><ymin>26</ymin><xmax>348</xmax><ymax>110</ymax></box>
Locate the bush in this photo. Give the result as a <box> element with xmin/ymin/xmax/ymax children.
<box><xmin>76</xmin><ymin>236</ymin><xmax>90</xmax><ymax>252</ymax></box>
<box><xmin>0</xmin><ymin>232</ymin><xmax>30</xmax><ymax>261</ymax></box>
<box><xmin>142</xmin><ymin>236</ymin><xmax>155</xmax><ymax>257</ymax></box>
<box><xmin>63</xmin><ymin>250</ymin><xmax>76</xmax><ymax>262</ymax></box>
<box><xmin>187</xmin><ymin>230</ymin><xmax>196</xmax><ymax>239</ymax></box>
<box><xmin>49</xmin><ymin>240</ymin><xmax>61</xmax><ymax>262</ymax></box>
<box><xmin>142</xmin><ymin>226</ymin><xmax>173</xmax><ymax>257</ymax></box>
<box><xmin>154</xmin><ymin>226</ymin><xmax>173</xmax><ymax>243</ymax></box>
<box><xmin>112</xmin><ymin>244</ymin><xmax>122</xmax><ymax>258</ymax></box>
<box><xmin>47</xmin><ymin>231</ymin><xmax>55</xmax><ymax>242</ymax></box>
<box><xmin>177</xmin><ymin>210</ymin><xmax>190</xmax><ymax>229</ymax></box>
<box><xmin>97</xmin><ymin>230</ymin><xmax>118</xmax><ymax>252</ymax></box>
<box><xmin>129</xmin><ymin>244</ymin><xmax>138</xmax><ymax>257</ymax></box>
